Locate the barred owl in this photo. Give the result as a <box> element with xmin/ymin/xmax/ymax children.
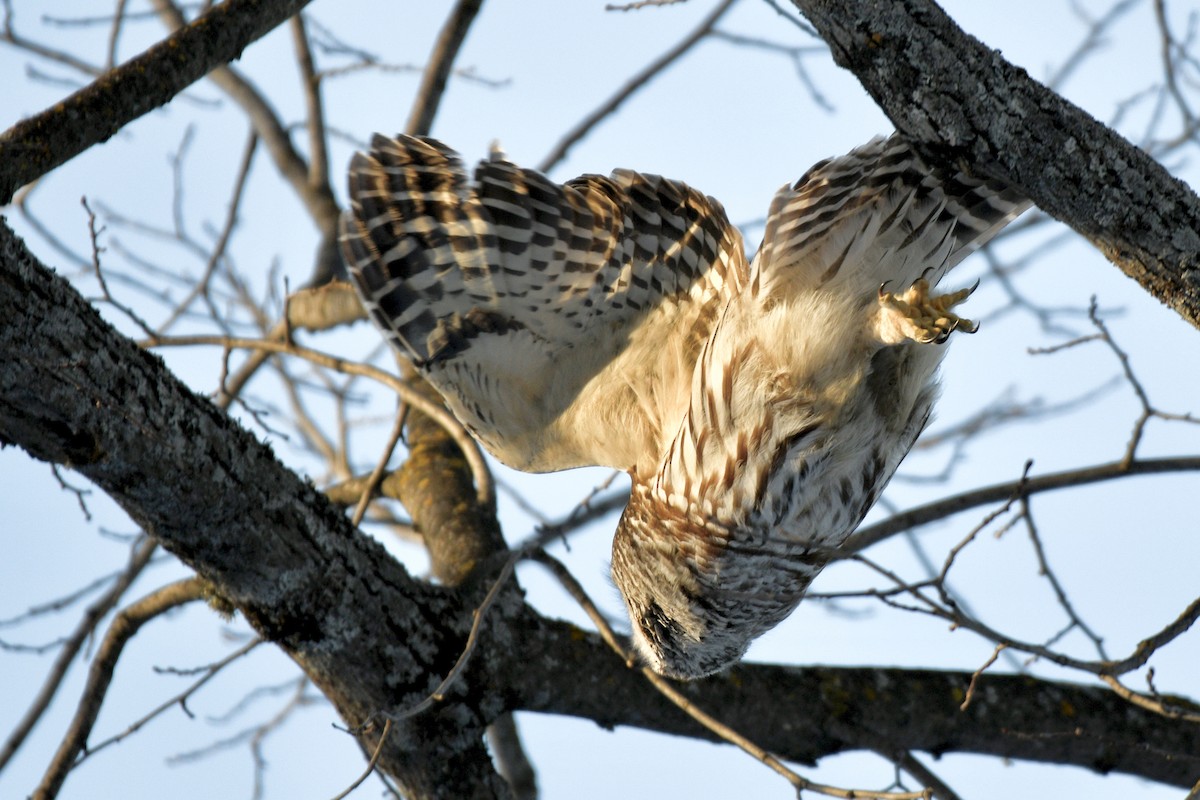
<box><xmin>340</xmin><ymin>133</ymin><xmax>1028</xmax><ymax>679</ymax></box>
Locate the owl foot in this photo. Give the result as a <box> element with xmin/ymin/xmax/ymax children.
<box><xmin>875</xmin><ymin>277</ymin><xmax>979</xmax><ymax>345</ymax></box>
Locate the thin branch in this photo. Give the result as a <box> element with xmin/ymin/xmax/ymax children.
<box><xmin>0</xmin><ymin>537</ymin><xmax>156</xmax><ymax>772</ymax></box>
<box><xmin>486</xmin><ymin>713</ymin><xmax>538</xmax><ymax>800</ymax></box>
<box><xmin>148</xmin><ymin>0</ymin><xmax>339</xmax><ymax>236</ymax></box>
<box><xmin>535</xmin><ymin>552</ymin><xmax>933</xmax><ymax>800</ymax></box>
<box><xmin>106</xmin><ymin>0</ymin><xmax>130</xmax><ymax>69</ymax></box>
<box><xmin>32</xmin><ymin>577</ymin><xmax>207</xmax><ymax>800</ymax></box>
<box><xmin>405</xmin><ymin>0</ymin><xmax>485</xmax><ymax>137</ymax></box>
<box><xmin>853</xmin><ymin>549</ymin><xmax>1200</xmax><ymax>679</ymax></box>
<box><xmin>82</xmin><ymin>197</ymin><xmax>155</xmax><ymax>337</ymax></box>
<box><xmin>330</xmin><ymin>719</ymin><xmax>393</xmax><ymax>800</ymax></box>
<box><xmin>350</xmin><ymin>406</ymin><xmax>408</xmax><ymax>528</ymax></box>
<box><xmin>960</xmin><ymin>645</ymin><xmax>1006</xmax><ymax>712</ymax></box>
<box><xmin>0</xmin><ymin>0</ymin><xmax>104</xmax><ymax>78</ymax></box>
<box><xmin>157</xmin><ymin>130</ymin><xmax>259</xmax><ymax>336</ymax></box>
<box><xmin>1083</xmin><ymin>298</ymin><xmax>1199</xmax><ymax>465</ymax></box>
<box><xmin>0</xmin><ymin>0</ymin><xmax>315</xmax><ymax>203</ymax></box>
<box><xmin>844</xmin><ymin>456</ymin><xmax>1200</xmax><ymax>555</ymax></box>
<box><xmin>1021</xmin><ymin>496</ymin><xmax>1108</xmax><ymax>659</ymax></box>
<box><xmin>290</xmin><ymin>14</ymin><xmax>330</xmax><ymax>193</ymax></box>
<box><xmin>1100</xmin><ymin>674</ymin><xmax>1200</xmax><ymax>723</ymax></box>
<box><xmin>143</xmin><ymin>332</ymin><xmax>494</xmax><ymax>509</ymax></box>
<box><xmin>84</xmin><ymin>637</ymin><xmax>265</xmax><ymax>761</ymax></box>
<box><xmin>538</xmin><ymin>0</ymin><xmax>738</xmax><ymax>172</ymax></box>
<box><xmin>607</xmin><ymin>0</ymin><xmax>689</xmax><ymax>10</ymax></box>
<box><xmin>891</xmin><ymin>751</ymin><xmax>963</xmax><ymax>800</ymax></box>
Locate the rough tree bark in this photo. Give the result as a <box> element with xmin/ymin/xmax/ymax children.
<box><xmin>0</xmin><ymin>0</ymin><xmax>317</xmax><ymax>205</ymax></box>
<box><xmin>792</xmin><ymin>0</ymin><xmax>1200</xmax><ymax>329</ymax></box>
<box><xmin>3</xmin><ymin>1</ymin><xmax>1200</xmax><ymax>798</ymax></box>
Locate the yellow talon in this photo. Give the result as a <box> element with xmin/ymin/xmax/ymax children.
<box><xmin>876</xmin><ymin>277</ymin><xmax>979</xmax><ymax>345</ymax></box>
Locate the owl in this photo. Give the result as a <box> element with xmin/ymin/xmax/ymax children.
<box><xmin>339</xmin><ymin>133</ymin><xmax>1028</xmax><ymax>679</ymax></box>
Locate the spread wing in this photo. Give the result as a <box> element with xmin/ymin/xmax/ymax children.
<box><xmin>340</xmin><ymin>134</ymin><xmax>749</xmax><ymax>474</ymax></box>
<box><xmin>751</xmin><ymin>134</ymin><xmax>1031</xmax><ymax>295</ymax></box>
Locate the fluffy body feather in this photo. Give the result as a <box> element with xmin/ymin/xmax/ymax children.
<box><xmin>340</xmin><ymin>134</ymin><xmax>1028</xmax><ymax>679</ymax></box>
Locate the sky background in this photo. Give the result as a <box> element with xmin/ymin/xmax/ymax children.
<box><xmin>2</xmin><ymin>1</ymin><xmax>1199</xmax><ymax>798</ymax></box>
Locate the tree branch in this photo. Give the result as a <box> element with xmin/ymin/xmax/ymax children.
<box><xmin>0</xmin><ymin>536</ymin><xmax>156</xmax><ymax>773</ymax></box>
<box><xmin>845</xmin><ymin>456</ymin><xmax>1200</xmax><ymax>554</ymax></box>
<box><xmin>148</xmin><ymin>0</ymin><xmax>340</xmax><ymax>243</ymax></box>
<box><xmin>537</xmin><ymin>0</ymin><xmax>736</xmax><ymax>173</ymax></box>
<box><xmin>791</xmin><ymin>0</ymin><xmax>1200</xmax><ymax>328</ymax></box>
<box><xmin>406</xmin><ymin>0</ymin><xmax>485</xmax><ymax>138</ymax></box>
<box><xmin>508</xmin><ymin>617</ymin><xmax>1200</xmax><ymax>788</ymax></box>
<box><xmin>0</xmin><ymin>219</ymin><xmax>509</xmax><ymax>800</ymax></box>
<box><xmin>0</xmin><ymin>0</ymin><xmax>315</xmax><ymax>203</ymax></box>
<box><xmin>33</xmin><ymin>577</ymin><xmax>205</xmax><ymax>800</ymax></box>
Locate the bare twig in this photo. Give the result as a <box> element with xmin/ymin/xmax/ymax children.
<box><xmin>147</xmin><ymin>0</ymin><xmax>339</xmax><ymax>237</ymax></box>
<box><xmin>960</xmin><ymin>645</ymin><xmax>1006</xmax><ymax>711</ymax></box>
<box><xmin>291</xmin><ymin>14</ymin><xmax>330</xmax><ymax>194</ymax></box>
<box><xmin>1020</xmin><ymin>496</ymin><xmax>1108</xmax><ymax>659</ymax></box>
<box><xmin>0</xmin><ymin>0</ymin><xmax>103</xmax><ymax>77</ymax></box>
<box><xmin>82</xmin><ymin>197</ymin><xmax>155</xmax><ymax>337</ymax></box>
<box><xmin>891</xmin><ymin>751</ymin><xmax>963</xmax><ymax>800</ymax></box>
<box><xmin>852</xmin><ymin>551</ymin><xmax>1200</xmax><ymax>679</ymax></box>
<box><xmin>1084</xmin><ymin>298</ymin><xmax>1199</xmax><ymax>465</ymax></box>
<box><xmin>330</xmin><ymin>718</ymin><xmax>393</xmax><ymax>800</ymax></box>
<box><xmin>1100</xmin><ymin>674</ymin><xmax>1200</xmax><ymax>723</ymax></box>
<box><xmin>0</xmin><ymin>537</ymin><xmax>156</xmax><ymax>772</ymax></box>
<box><xmin>1045</xmin><ymin>0</ymin><xmax>1142</xmax><ymax>90</ymax></box>
<box><xmin>405</xmin><ymin>0</ymin><xmax>485</xmax><ymax>137</ymax></box>
<box><xmin>0</xmin><ymin>0</ymin><xmax>316</xmax><ymax>203</ymax></box>
<box><xmin>157</xmin><ymin>130</ymin><xmax>259</xmax><ymax>336</ymax></box>
<box><xmin>535</xmin><ymin>552</ymin><xmax>933</xmax><ymax>800</ymax></box>
<box><xmin>350</xmin><ymin>406</ymin><xmax>408</xmax><ymax>528</ymax></box>
<box><xmin>143</xmin><ymin>332</ymin><xmax>494</xmax><ymax>509</ymax></box>
<box><xmin>377</xmin><ymin>550</ymin><xmax>518</xmax><ymax>725</ymax></box>
<box><xmin>607</xmin><ymin>0</ymin><xmax>689</xmax><ymax>10</ymax></box>
<box><xmin>844</xmin><ymin>456</ymin><xmax>1200</xmax><ymax>555</ymax></box>
<box><xmin>710</xmin><ymin>28</ymin><xmax>833</xmax><ymax>111</ymax></box>
<box><xmin>84</xmin><ymin>637</ymin><xmax>264</xmax><ymax>760</ymax></box>
<box><xmin>538</xmin><ymin>0</ymin><xmax>738</xmax><ymax>172</ymax></box>
<box><xmin>106</xmin><ymin>0</ymin><xmax>130</xmax><ymax>69</ymax></box>
<box><xmin>32</xmin><ymin>577</ymin><xmax>207</xmax><ymax>800</ymax></box>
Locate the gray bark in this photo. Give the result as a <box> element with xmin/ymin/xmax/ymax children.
<box><xmin>0</xmin><ymin>0</ymin><xmax>316</xmax><ymax>204</ymax></box>
<box><xmin>793</xmin><ymin>0</ymin><xmax>1200</xmax><ymax>329</ymax></box>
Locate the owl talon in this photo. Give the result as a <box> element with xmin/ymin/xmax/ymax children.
<box><xmin>876</xmin><ymin>277</ymin><xmax>979</xmax><ymax>345</ymax></box>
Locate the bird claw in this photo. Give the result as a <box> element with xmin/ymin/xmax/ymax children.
<box><xmin>876</xmin><ymin>277</ymin><xmax>980</xmax><ymax>345</ymax></box>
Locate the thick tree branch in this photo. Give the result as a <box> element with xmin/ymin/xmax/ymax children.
<box><xmin>509</xmin><ymin>616</ymin><xmax>1200</xmax><ymax>788</ymax></box>
<box><xmin>0</xmin><ymin>219</ymin><xmax>509</xmax><ymax>800</ymax></box>
<box><xmin>0</xmin><ymin>0</ymin><xmax>315</xmax><ymax>204</ymax></box>
<box><xmin>792</xmin><ymin>0</ymin><xmax>1200</xmax><ymax>328</ymax></box>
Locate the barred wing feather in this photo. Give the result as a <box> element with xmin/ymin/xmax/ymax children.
<box><xmin>340</xmin><ymin>134</ymin><xmax>749</xmax><ymax>474</ymax></box>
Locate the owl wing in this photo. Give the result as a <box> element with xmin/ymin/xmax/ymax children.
<box><xmin>340</xmin><ymin>134</ymin><xmax>749</xmax><ymax>474</ymax></box>
<box><xmin>751</xmin><ymin>134</ymin><xmax>1030</xmax><ymax>295</ymax></box>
